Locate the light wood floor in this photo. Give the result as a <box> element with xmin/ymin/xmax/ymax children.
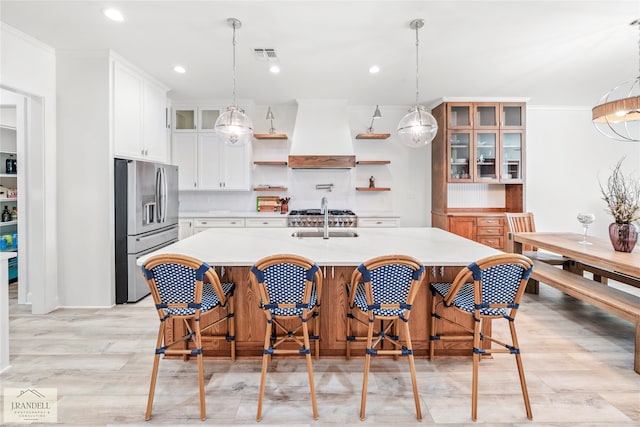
<box><xmin>2</xmin><ymin>281</ymin><xmax>640</xmax><ymax>426</ymax></box>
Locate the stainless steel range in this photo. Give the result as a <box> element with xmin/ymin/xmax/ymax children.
<box><xmin>288</xmin><ymin>209</ymin><xmax>357</xmax><ymax>227</ymax></box>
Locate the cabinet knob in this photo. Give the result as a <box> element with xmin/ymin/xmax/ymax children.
<box><xmin>376</xmin><ymin>221</ymin><xmax>382</xmax><ymax>224</ymax></box>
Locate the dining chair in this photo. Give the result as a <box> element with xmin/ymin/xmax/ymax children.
<box><xmin>505</xmin><ymin>212</ymin><xmax>568</xmax><ymax>292</ymax></box>
<box><xmin>429</xmin><ymin>253</ymin><xmax>534</xmax><ymax>421</ymax></box>
<box><xmin>141</xmin><ymin>254</ymin><xmax>236</xmax><ymax>421</ymax></box>
<box><xmin>346</xmin><ymin>254</ymin><xmax>425</xmax><ymax>421</ymax></box>
<box><xmin>249</xmin><ymin>254</ymin><xmax>323</xmax><ymax>421</ymax></box>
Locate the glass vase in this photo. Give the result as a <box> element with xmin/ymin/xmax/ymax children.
<box><xmin>608</xmin><ymin>222</ymin><xmax>639</xmax><ymax>253</ymax></box>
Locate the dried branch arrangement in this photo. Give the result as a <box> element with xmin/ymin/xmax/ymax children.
<box><xmin>600</xmin><ymin>157</ymin><xmax>640</xmax><ymax>224</ymax></box>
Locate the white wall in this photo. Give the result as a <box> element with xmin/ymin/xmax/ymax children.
<box><xmin>56</xmin><ymin>51</ymin><xmax>114</xmax><ymax>307</ymax></box>
<box><xmin>0</xmin><ymin>24</ymin><xmax>58</xmax><ymax>314</ymax></box>
<box><xmin>526</xmin><ymin>106</ymin><xmax>640</xmax><ymax>239</ymax></box>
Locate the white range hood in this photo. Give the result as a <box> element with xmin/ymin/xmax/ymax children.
<box><xmin>288</xmin><ymin>99</ymin><xmax>356</xmax><ymax>168</ymax></box>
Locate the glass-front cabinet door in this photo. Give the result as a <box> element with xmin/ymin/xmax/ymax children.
<box><xmin>198</xmin><ymin>107</ymin><xmax>220</xmax><ymax>132</ymax></box>
<box><xmin>173</xmin><ymin>106</ymin><xmax>196</xmax><ymax>131</ymax></box>
<box><xmin>447</xmin><ymin>103</ymin><xmax>473</xmax><ymax>129</ymax></box>
<box><xmin>501</xmin><ymin>131</ymin><xmax>523</xmax><ymax>182</ymax></box>
<box><xmin>448</xmin><ymin>131</ymin><xmax>472</xmax><ymax>181</ymax></box>
<box><xmin>475</xmin><ymin>131</ymin><xmax>498</xmax><ymax>181</ymax></box>
<box><xmin>501</xmin><ymin>103</ymin><xmax>525</xmax><ymax>128</ymax></box>
<box><xmin>474</xmin><ymin>103</ymin><xmax>499</xmax><ymax>128</ymax></box>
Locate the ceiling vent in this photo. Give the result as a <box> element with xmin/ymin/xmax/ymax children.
<box><xmin>254</xmin><ymin>48</ymin><xmax>278</xmax><ymax>60</ymax></box>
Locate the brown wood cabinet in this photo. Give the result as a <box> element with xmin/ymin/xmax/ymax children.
<box><xmin>431</xmin><ymin>100</ymin><xmax>525</xmax><ymax>251</ymax></box>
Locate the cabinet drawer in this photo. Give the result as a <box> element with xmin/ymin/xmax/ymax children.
<box><xmin>477</xmin><ymin>217</ymin><xmax>504</xmax><ymax>227</ymax></box>
<box><xmin>478</xmin><ymin>236</ymin><xmax>503</xmax><ymax>249</ymax></box>
<box><xmin>195</xmin><ymin>218</ymin><xmax>245</xmax><ymax>228</ymax></box>
<box><xmin>476</xmin><ymin>226</ymin><xmax>503</xmax><ymax>236</ymax></box>
<box><xmin>358</xmin><ymin>218</ymin><xmax>400</xmax><ymax>227</ymax></box>
<box><xmin>245</xmin><ymin>218</ymin><xmax>287</xmax><ymax>228</ymax></box>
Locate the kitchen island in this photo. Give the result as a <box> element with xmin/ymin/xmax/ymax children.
<box><xmin>139</xmin><ymin>227</ymin><xmax>502</xmax><ymax>358</ymax></box>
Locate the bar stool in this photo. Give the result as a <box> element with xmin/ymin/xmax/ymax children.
<box><xmin>346</xmin><ymin>254</ymin><xmax>425</xmax><ymax>421</ymax></box>
<box><xmin>249</xmin><ymin>254</ymin><xmax>323</xmax><ymax>421</ymax></box>
<box><xmin>430</xmin><ymin>253</ymin><xmax>534</xmax><ymax>420</ymax></box>
<box><xmin>141</xmin><ymin>254</ymin><xmax>236</xmax><ymax>421</ymax></box>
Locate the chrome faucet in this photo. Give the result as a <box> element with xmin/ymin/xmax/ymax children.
<box><xmin>321</xmin><ymin>196</ymin><xmax>329</xmax><ymax>239</ymax></box>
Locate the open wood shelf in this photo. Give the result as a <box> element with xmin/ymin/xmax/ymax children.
<box><xmin>253</xmin><ymin>187</ymin><xmax>287</xmax><ymax>192</ymax></box>
<box><xmin>253</xmin><ymin>133</ymin><xmax>288</xmax><ymax>140</ymax></box>
<box><xmin>355</xmin><ymin>133</ymin><xmax>391</xmax><ymax>139</ymax></box>
<box><xmin>356</xmin><ymin>187</ymin><xmax>391</xmax><ymax>192</ymax></box>
<box><xmin>356</xmin><ymin>160</ymin><xmax>391</xmax><ymax>165</ymax></box>
<box><xmin>253</xmin><ymin>161</ymin><xmax>288</xmax><ymax>165</ymax></box>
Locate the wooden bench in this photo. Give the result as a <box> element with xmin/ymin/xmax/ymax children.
<box><xmin>571</xmin><ymin>261</ymin><xmax>640</xmax><ymax>289</ymax></box>
<box><xmin>529</xmin><ymin>260</ymin><xmax>640</xmax><ymax>374</ymax></box>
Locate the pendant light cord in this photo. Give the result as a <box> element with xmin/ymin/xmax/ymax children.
<box><xmin>232</xmin><ymin>21</ymin><xmax>238</xmax><ymax>108</ymax></box>
<box><xmin>415</xmin><ymin>23</ymin><xmax>420</xmax><ymax>106</ymax></box>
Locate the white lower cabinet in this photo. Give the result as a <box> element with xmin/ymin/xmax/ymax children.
<box><xmin>245</xmin><ymin>218</ymin><xmax>287</xmax><ymax>228</ymax></box>
<box><xmin>178</xmin><ymin>219</ymin><xmax>194</xmax><ymax>240</ymax></box>
<box><xmin>358</xmin><ymin>217</ymin><xmax>400</xmax><ymax>227</ymax></box>
<box><xmin>193</xmin><ymin>218</ymin><xmax>245</xmax><ymax>234</ymax></box>
<box><xmin>172</xmin><ymin>133</ymin><xmax>251</xmax><ymax>191</ymax></box>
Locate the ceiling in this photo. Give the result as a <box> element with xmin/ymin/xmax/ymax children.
<box><xmin>1</xmin><ymin>1</ymin><xmax>639</xmax><ymax>107</ymax></box>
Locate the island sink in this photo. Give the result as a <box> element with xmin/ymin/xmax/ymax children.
<box><xmin>291</xmin><ymin>230</ymin><xmax>359</xmax><ymax>238</ymax></box>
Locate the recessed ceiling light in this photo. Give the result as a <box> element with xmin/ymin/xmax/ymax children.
<box><xmin>103</xmin><ymin>8</ymin><xmax>124</xmax><ymax>22</ymax></box>
<box><xmin>269</xmin><ymin>65</ymin><xmax>280</xmax><ymax>74</ymax></box>
<box><xmin>174</xmin><ymin>65</ymin><xmax>186</xmax><ymax>74</ymax></box>
<box><xmin>369</xmin><ymin>65</ymin><xmax>380</xmax><ymax>74</ymax></box>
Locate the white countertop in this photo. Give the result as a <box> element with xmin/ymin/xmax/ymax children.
<box><xmin>180</xmin><ymin>210</ymin><xmax>285</xmax><ymax>218</ymax></box>
<box><xmin>179</xmin><ymin>211</ymin><xmax>399</xmax><ymax>218</ymax></box>
<box><xmin>138</xmin><ymin>227</ymin><xmax>501</xmax><ymax>267</ymax></box>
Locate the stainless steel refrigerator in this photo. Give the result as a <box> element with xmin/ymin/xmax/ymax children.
<box><xmin>114</xmin><ymin>158</ymin><xmax>179</xmax><ymax>303</ymax></box>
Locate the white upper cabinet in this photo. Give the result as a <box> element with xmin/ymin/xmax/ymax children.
<box><xmin>142</xmin><ymin>80</ymin><xmax>169</xmax><ymax>161</ymax></box>
<box><xmin>172</xmin><ymin>133</ymin><xmax>198</xmax><ymax>190</ymax></box>
<box><xmin>113</xmin><ymin>58</ymin><xmax>169</xmax><ymax>162</ymax></box>
<box><xmin>172</xmin><ymin>132</ymin><xmax>251</xmax><ymax>191</ymax></box>
<box><xmin>197</xmin><ymin>134</ymin><xmax>250</xmax><ymax>190</ymax></box>
<box><xmin>172</xmin><ymin>105</ymin><xmax>220</xmax><ymax>132</ymax></box>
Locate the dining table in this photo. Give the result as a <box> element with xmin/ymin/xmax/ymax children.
<box><xmin>510</xmin><ymin>232</ymin><xmax>640</xmax><ymax>280</ymax></box>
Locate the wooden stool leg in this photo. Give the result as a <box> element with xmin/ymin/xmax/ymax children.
<box><xmin>471</xmin><ymin>319</ymin><xmax>481</xmax><ymax>421</ymax></box>
<box><xmin>404</xmin><ymin>321</ymin><xmax>422</xmax><ymax>420</ymax></box>
<box><xmin>229</xmin><ymin>296</ymin><xmax>236</xmax><ymax>361</ymax></box>
<box><xmin>346</xmin><ymin>309</ymin><xmax>352</xmax><ymax>360</ymax></box>
<box><xmin>429</xmin><ymin>294</ymin><xmax>438</xmax><ymax>360</ymax></box>
<box><xmin>145</xmin><ymin>323</ymin><xmax>165</xmax><ymax>420</ymax></box>
<box><xmin>256</xmin><ymin>323</ymin><xmax>271</xmax><ymax>421</ymax></box>
<box><xmin>510</xmin><ymin>322</ymin><xmax>532</xmax><ymax>419</ymax></box>
<box><xmin>360</xmin><ymin>321</ymin><xmax>374</xmax><ymax>421</ymax></box>
<box><xmin>303</xmin><ymin>321</ymin><xmax>318</xmax><ymax>420</ymax></box>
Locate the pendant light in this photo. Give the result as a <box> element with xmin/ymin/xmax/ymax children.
<box><xmin>215</xmin><ymin>18</ymin><xmax>253</xmax><ymax>145</ymax></box>
<box><xmin>592</xmin><ymin>19</ymin><xmax>640</xmax><ymax>142</ymax></box>
<box><xmin>397</xmin><ymin>18</ymin><xmax>438</xmax><ymax>148</ymax></box>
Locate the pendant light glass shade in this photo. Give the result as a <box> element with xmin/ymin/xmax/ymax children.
<box><xmin>592</xmin><ymin>19</ymin><xmax>640</xmax><ymax>142</ymax></box>
<box><xmin>398</xmin><ymin>106</ymin><xmax>439</xmax><ymax>147</ymax></box>
<box><xmin>215</xmin><ymin>18</ymin><xmax>253</xmax><ymax>145</ymax></box>
<box><xmin>397</xmin><ymin>18</ymin><xmax>438</xmax><ymax>148</ymax></box>
<box><xmin>216</xmin><ymin>106</ymin><xmax>254</xmax><ymax>145</ymax></box>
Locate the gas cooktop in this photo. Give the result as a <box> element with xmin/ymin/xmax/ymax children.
<box><xmin>288</xmin><ymin>209</ymin><xmax>357</xmax><ymax>227</ymax></box>
<box><xmin>289</xmin><ymin>209</ymin><xmax>356</xmax><ymax>216</ymax></box>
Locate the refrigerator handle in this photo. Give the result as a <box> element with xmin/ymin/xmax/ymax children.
<box><xmin>161</xmin><ymin>167</ymin><xmax>168</xmax><ymax>223</ymax></box>
<box><xmin>155</xmin><ymin>167</ymin><xmax>163</xmax><ymax>223</ymax></box>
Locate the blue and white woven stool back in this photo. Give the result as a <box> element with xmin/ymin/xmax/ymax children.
<box><xmin>369</xmin><ymin>264</ymin><xmax>414</xmax><ymax>305</ymax></box>
<box><xmin>149</xmin><ymin>262</ymin><xmax>198</xmax><ymax>305</ymax></box>
<box><xmin>262</xmin><ymin>263</ymin><xmax>307</xmax><ymax>304</ymax></box>
<box><xmin>477</xmin><ymin>263</ymin><xmax>526</xmax><ymax>305</ymax></box>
